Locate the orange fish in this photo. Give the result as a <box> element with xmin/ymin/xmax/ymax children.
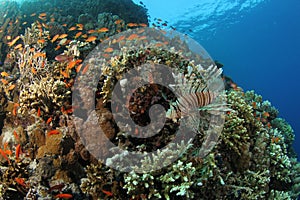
<box><xmin>12</xmin><ymin>103</ymin><xmax>19</xmax><ymax>116</ymax></box>
<box><xmin>67</xmin><ymin>60</ymin><xmax>77</xmax><ymax>69</ymax></box>
<box><xmin>155</xmin><ymin>43</ymin><xmax>164</xmax><ymax>47</ymax></box>
<box><xmin>37</xmin><ymin>107</ymin><xmax>41</xmax><ymax>117</ymax></box>
<box><xmin>134</xmin><ymin>127</ymin><xmax>139</xmax><ymax>135</ymax></box>
<box><xmin>7</xmin><ymin>84</ymin><xmax>15</xmax><ymax>91</ymax></box>
<box><xmin>98</xmin><ymin>27</ymin><xmax>109</xmax><ymax>33</ymax></box>
<box><xmin>13</xmin><ymin>130</ymin><xmax>19</xmax><ymax>141</ymax></box>
<box><xmin>46</xmin><ymin>117</ymin><xmax>52</xmax><ymax>124</ymax></box>
<box><xmin>271</xmin><ymin>137</ymin><xmax>280</xmax><ymax>143</ymax></box>
<box><xmin>127</xmin><ymin>34</ymin><xmax>139</xmax><ymax>40</ymax></box>
<box><xmin>54</xmin><ymin>194</ymin><xmax>73</xmax><ymax>199</ymax></box>
<box><xmin>75</xmin><ymin>59</ymin><xmax>82</xmax><ymax>64</ymax></box>
<box><xmin>15</xmin><ymin>177</ymin><xmax>26</xmax><ymax>187</ymax></box>
<box><xmin>33</xmin><ymin>52</ymin><xmax>46</xmax><ymax>59</ymax></box>
<box><xmin>104</xmin><ymin>47</ymin><xmax>114</xmax><ymax>53</ymax></box>
<box><xmin>30</xmin><ymin>13</ymin><xmax>36</xmax><ymax>17</ymax></box>
<box><xmin>252</xmin><ymin>102</ymin><xmax>257</xmax><ymax>109</ymax></box>
<box><xmin>263</xmin><ymin>112</ymin><xmax>270</xmax><ymax>118</ymax></box>
<box><xmin>68</xmin><ymin>26</ymin><xmax>77</xmax><ymax>31</ymax></box>
<box><xmin>55</xmin><ymin>45</ymin><xmax>61</xmax><ymax>51</ymax></box>
<box><xmin>86</xmin><ymin>36</ymin><xmax>97</xmax><ymax>42</ymax></box>
<box><xmin>74</xmin><ymin>32</ymin><xmax>82</xmax><ymax>39</ymax></box>
<box><xmin>48</xmin><ymin>130</ymin><xmax>60</xmax><ymax>136</ymax></box>
<box><xmin>1</xmin><ymin>71</ymin><xmax>9</xmax><ymax>77</ymax></box>
<box><xmin>0</xmin><ymin>148</ymin><xmax>10</xmax><ymax>164</ymax></box>
<box><xmin>58</xmin><ymin>34</ymin><xmax>68</xmax><ymax>39</ymax></box>
<box><xmin>75</xmin><ymin>64</ymin><xmax>82</xmax><ymax>73</ymax></box>
<box><xmin>139</xmin><ymin>23</ymin><xmax>148</xmax><ymax>27</ymax></box>
<box><xmin>87</xmin><ymin>29</ymin><xmax>96</xmax><ymax>34</ymax></box>
<box><xmin>37</xmin><ymin>39</ymin><xmax>45</xmax><ymax>44</ymax></box>
<box><xmin>39</xmin><ymin>13</ymin><xmax>47</xmax><ymax>17</ymax></box>
<box><xmin>14</xmin><ymin>43</ymin><xmax>23</xmax><ymax>50</ymax></box>
<box><xmin>127</xmin><ymin>23</ymin><xmax>138</xmax><ymax>27</ymax></box>
<box><xmin>82</xmin><ymin>64</ymin><xmax>89</xmax><ymax>74</ymax></box>
<box><xmin>1</xmin><ymin>79</ymin><xmax>8</xmax><ymax>85</ymax></box>
<box><xmin>15</xmin><ymin>144</ymin><xmax>21</xmax><ymax>160</ymax></box>
<box><xmin>101</xmin><ymin>189</ymin><xmax>113</xmax><ymax>197</ymax></box>
<box><xmin>7</xmin><ymin>36</ymin><xmax>20</xmax><ymax>47</ymax></box>
<box><xmin>62</xmin><ymin>23</ymin><xmax>67</xmax><ymax>27</ymax></box>
<box><xmin>51</xmin><ymin>34</ymin><xmax>59</xmax><ymax>43</ymax></box>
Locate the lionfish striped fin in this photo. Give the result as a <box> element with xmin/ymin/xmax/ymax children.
<box><xmin>176</xmin><ymin>90</ymin><xmax>217</xmax><ymax>116</ymax></box>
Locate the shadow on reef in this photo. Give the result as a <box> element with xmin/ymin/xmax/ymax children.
<box><xmin>0</xmin><ymin>0</ymin><xmax>300</xmax><ymax>199</ymax></box>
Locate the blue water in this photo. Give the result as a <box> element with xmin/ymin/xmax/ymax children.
<box><xmin>141</xmin><ymin>0</ymin><xmax>300</xmax><ymax>158</ymax></box>
<box><xmin>196</xmin><ymin>0</ymin><xmax>300</xmax><ymax>157</ymax></box>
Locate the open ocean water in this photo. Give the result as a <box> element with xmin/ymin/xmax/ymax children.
<box><xmin>137</xmin><ymin>0</ymin><xmax>300</xmax><ymax>158</ymax></box>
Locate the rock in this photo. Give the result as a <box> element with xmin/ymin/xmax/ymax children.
<box><xmin>37</xmin><ymin>133</ymin><xmax>62</xmax><ymax>158</ymax></box>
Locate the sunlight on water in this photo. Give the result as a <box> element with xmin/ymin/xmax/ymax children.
<box><xmin>134</xmin><ymin>0</ymin><xmax>266</xmax><ymax>39</ymax></box>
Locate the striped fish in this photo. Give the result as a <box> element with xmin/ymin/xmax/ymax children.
<box><xmin>166</xmin><ymin>64</ymin><xmax>226</xmax><ymax>121</ymax></box>
<box><xmin>176</xmin><ymin>90</ymin><xmax>216</xmax><ymax>116</ymax></box>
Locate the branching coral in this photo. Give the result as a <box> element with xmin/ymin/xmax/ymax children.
<box><xmin>221</xmin><ymin>90</ymin><xmax>263</xmax><ymax>173</ymax></box>
<box><xmin>225</xmin><ymin>169</ymin><xmax>270</xmax><ymax>199</ymax></box>
<box><xmin>271</xmin><ymin>117</ymin><xmax>295</xmax><ymax>156</ymax></box>
<box><xmin>290</xmin><ymin>161</ymin><xmax>300</xmax><ymax>199</ymax></box>
<box><xmin>124</xmin><ymin>159</ymin><xmax>197</xmax><ymax>200</ymax></box>
<box><xmin>80</xmin><ymin>161</ymin><xmax>118</xmax><ymax>199</ymax></box>
<box><xmin>124</xmin><ymin>160</ymin><xmax>197</xmax><ymax>200</ymax></box>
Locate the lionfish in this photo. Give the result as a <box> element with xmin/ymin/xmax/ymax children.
<box><xmin>166</xmin><ymin>64</ymin><xmax>226</xmax><ymax>124</ymax></box>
